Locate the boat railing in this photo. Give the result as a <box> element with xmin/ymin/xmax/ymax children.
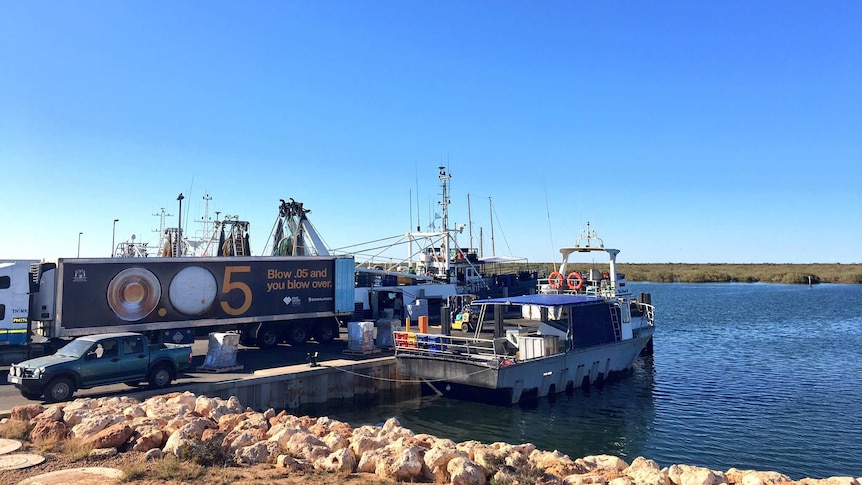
<box><xmin>394</xmin><ymin>331</ymin><xmax>508</xmax><ymax>363</ymax></box>
<box><xmin>643</xmin><ymin>303</ymin><xmax>656</xmax><ymax>326</ymax></box>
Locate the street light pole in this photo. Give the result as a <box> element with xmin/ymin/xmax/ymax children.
<box><xmin>77</xmin><ymin>232</ymin><xmax>83</xmax><ymax>258</ymax></box>
<box><xmin>177</xmin><ymin>193</ymin><xmax>184</xmax><ymax>257</ymax></box>
<box><xmin>111</xmin><ymin>219</ymin><xmax>119</xmax><ymax>257</ymax></box>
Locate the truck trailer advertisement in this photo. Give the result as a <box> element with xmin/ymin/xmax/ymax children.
<box><xmin>56</xmin><ymin>257</ymin><xmax>341</xmax><ymax>330</ymax></box>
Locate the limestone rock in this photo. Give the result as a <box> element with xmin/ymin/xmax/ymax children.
<box><xmin>473</xmin><ymin>445</ymin><xmax>507</xmax><ymax>474</ymax></box>
<box><xmin>228</xmin><ymin>429</ymin><xmax>266</xmax><ymax>451</ymax></box>
<box><xmin>611</xmin><ymin>477</ymin><xmax>637</xmax><ymax>485</ymax></box>
<box><xmin>578</xmin><ymin>455</ymin><xmax>630</xmax><ymax>472</ymax></box>
<box><xmin>71</xmin><ymin>414</ymin><xmax>125</xmax><ymax>439</ymax></box>
<box><xmin>357</xmin><ymin>447</ymin><xmax>383</xmax><ymax>473</ymax></box>
<box><xmin>131</xmin><ymin>429</ymin><xmax>166</xmax><ymax>452</ymax></box>
<box><xmin>86</xmin><ymin>423</ymin><xmax>134</xmax><ymax>449</ymax></box>
<box><xmin>63</xmin><ymin>398</ymin><xmax>99</xmax><ymax>425</ymax></box>
<box><xmin>666</xmin><ymin>464</ymin><xmax>727</xmax><ymax>485</ymax></box>
<box><xmin>29</xmin><ymin>419</ymin><xmax>69</xmax><ymax>442</ymax></box>
<box><xmin>284</xmin><ymin>431</ymin><xmax>329</xmax><ymax>460</ymax></box>
<box><xmin>624</xmin><ymin>457</ymin><xmax>670</xmax><ymax>485</ymax></box>
<box><xmin>32</xmin><ymin>405</ymin><xmax>64</xmax><ymax>423</ymax></box>
<box><xmin>268</xmin><ymin>426</ymin><xmax>301</xmax><ymax>448</ymax></box>
<box><xmin>322</xmin><ymin>431</ymin><xmax>349</xmax><ymax>451</ymax></box>
<box><xmin>532</xmin><ymin>449</ymin><xmax>585</xmax><ymax>478</ymax></box>
<box><xmin>194</xmin><ymin>396</ymin><xmax>221</xmax><ymax>418</ymax></box>
<box><xmin>122</xmin><ymin>405</ymin><xmax>147</xmax><ymax>419</ymax></box>
<box><xmin>217</xmin><ymin>413</ymin><xmax>246</xmax><ymax>433</ymax></box>
<box><xmin>349</xmin><ymin>434</ymin><xmax>386</xmax><ymax>459</ymax></box>
<box><xmin>456</xmin><ymin>440</ymin><xmax>484</xmax><ymax>460</ymax></box>
<box><xmin>166</xmin><ymin>391</ymin><xmax>198</xmax><ymax>409</ymax></box>
<box><xmin>375</xmin><ymin>446</ymin><xmax>424</xmax><ymax>481</ymax></box>
<box><xmin>145</xmin><ymin>448</ymin><xmax>163</xmax><ymax>461</ymax></box>
<box><xmin>89</xmin><ymin>447</ymin><xmax>119</xmax><ymax>459</ymax></box>
<box><xmin>142</xmin><ymin>397</ymin><xmax>192</xmax><ymax>420</ymax></box>
<box><xmin>277</xmin><ymin>453</ymin><xmax>310</xmax><ymax>471</ymax></box>
<box><xmin>513</xmin><ymin>442</ymin><xmax>537</xmax><ymax>456</ymax></box>
<box><xmin>162</xmin><ymin>421</ymin><xmax>209</xmax><ymax>456</ymax></box>
<box><xmin>448</xmin><ymin>456</ymin><xmax>487</xmax><ymax>485</ymax></box>
<box><xmin>235</xmin><ymin>440</ymin><xmax>282</xmax><ymax>465</ymax></box>
<box><xmin>12</xmin><ymin>404</ymin><xmax>46</xmax><ymax>421</ymax></box>
<box><xmin>425</xmin><ymin>443</ymin><xmax>466</xmax><ymax>469</ymax></box>
<box><xmin>314</xmin><ymin>447</ymin><xmax>358</xmax><ymax>474</ymax></box>
<box><xmin>725</xmin><ymin>468</ymin><xmax>793</xmax><ymax>485</ymax></box>
<box><xmin>797</xmin><ymin>479</ymin><xmax>860</xmax><ymax>485</ymax></box>
<box><xmin>565</xmin><ymin>473</ymin><xmax>608</xmax><ymax>485</ymax></box>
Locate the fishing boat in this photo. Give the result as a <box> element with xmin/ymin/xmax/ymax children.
<box><xmin>394</xmin><ymin>224</ymin><xmax>655</xmax><ymax>404</ymax></box>
<box><xmin>345</xmin><ymin>166</ymin><xmax>539</xmax><ymax>299</ymax></box>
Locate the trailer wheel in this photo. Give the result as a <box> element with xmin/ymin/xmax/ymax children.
<box><xmin>314</xmin><ymin>321</ymin><xmax>339</xmax><ymax>344</ymax></box>
<box><xmin>256</xmin><ymin>326</ymin><xmax>281</xmax><ymax>349</ymax></box>
<box><xmin>286</xmin><ymin>325</ymin><xmax>309</xmax><ymax>346</ymax></box>
<box><xmin>148</xmin><ymin>364</ymin><xmax>174</xmax><ymax>389</ymax></box>
<box><xmin>45</xmin><ymin>377</ymin><xmax>76</xmax><ymax>402</ymax></box>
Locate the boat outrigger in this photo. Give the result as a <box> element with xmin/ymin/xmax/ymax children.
<box><xmin>394</xmin><ymin>224</ymin><xmax>655</xmax><ymax>404</ymax></box>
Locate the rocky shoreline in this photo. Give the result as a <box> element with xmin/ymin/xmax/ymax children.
<box><xmin>3</xmin><ymin>391</ymin><xmax>860</xmax><ymax>485</ymax></box>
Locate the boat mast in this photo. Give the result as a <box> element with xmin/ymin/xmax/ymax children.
<box><xmin>467</xmin><ymin>193</ymin><xmax>473</xmax><ymax>253</ymax></box>
<box><xmin>438</xmin><ymin>166</ymin><xmax>451</xmax><ymax>276</ymax></box>
<box><xmin>489</xmin><ymin>197</ymin><xmax>495</xmax><ymax>257</ymax></box>
<box><xmin>152</xmin><ymin>207</ymin><xmax>173</xmax><ymax>256</ymax></box>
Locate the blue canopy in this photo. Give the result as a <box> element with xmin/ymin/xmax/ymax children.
<box><xmin>472</xmin><ymin>294</ymin><xmax>603</xmax><ymax>307</ymax></box>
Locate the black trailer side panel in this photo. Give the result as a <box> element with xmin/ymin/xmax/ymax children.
<box><xmin>55</xmin><ymin>257</ymin><xmax>343</xmax><ymax>335</ymax></box>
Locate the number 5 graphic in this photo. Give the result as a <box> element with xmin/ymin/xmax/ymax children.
<box><xmin>221</xmin><ymin>266</ymin><xmax>252</xmax><ymax>315</ymax></box>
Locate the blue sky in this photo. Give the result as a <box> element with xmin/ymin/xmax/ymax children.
<box><xmin>1</xmin><ymin>1</ymin><xmax>859</xmax><ymax>264</ymax></box>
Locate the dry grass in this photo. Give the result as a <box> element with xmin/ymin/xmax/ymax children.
<box><xmin>120</xmin><ymin>455</ymin><xmax>206</xmax><ymax>482</ymax></box>
<box><xmin>0</xmin><ymin>418</ymin><xmax>32</xmax><ymax>440</ymax></box>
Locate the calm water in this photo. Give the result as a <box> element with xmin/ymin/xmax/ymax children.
<box><xmin>303</xmin><ymin>283</ymin><xmax>862</xmax><ymax>479</ymax></box>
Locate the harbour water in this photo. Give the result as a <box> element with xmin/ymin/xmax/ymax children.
<box><xmin>303</xmin><ymin>283</ymin><xmax>862</xmax><ymax>479</ymax></box>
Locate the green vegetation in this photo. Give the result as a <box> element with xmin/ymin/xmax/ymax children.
<box><xmin>497</xmin><ymin>262</ymin><xmax>862</xmax><ymax>284</ymax></box>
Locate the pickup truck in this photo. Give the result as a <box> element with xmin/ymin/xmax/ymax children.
<box><xmin>7</xmin><ymin>332</ymin><xmax>193</xmax><ymax>402</ymax></box>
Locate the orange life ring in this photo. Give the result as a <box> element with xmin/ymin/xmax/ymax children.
<box><xmin>548</xmin><ymin>271</ymin><xmax>564</xmax><ymax>289</ymax></box>
<box><xmin>567</xmin><ymin>272</ymin><xmax>584</xmax><ymax>291</ymax></box>
<box><xmin>601</xmin><ymin>271</ymin><xmax>610</xmax><ymax>279</ymax></box>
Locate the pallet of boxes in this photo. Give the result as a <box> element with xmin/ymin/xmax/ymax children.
<box><xmin>197</xmin><ymin>332</ymin><xmax>244</xmax><ymax>372</ymax></box>
<box><xmin>344</xmin><ymin>321</ymin><xmax>380</xmax><ymax>355</ymax></box>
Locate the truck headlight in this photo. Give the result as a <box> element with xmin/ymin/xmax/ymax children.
<box><xmin>32</xmin><ymin>368</ymin><xmax>44</xmax><ymax>379</ymax></box>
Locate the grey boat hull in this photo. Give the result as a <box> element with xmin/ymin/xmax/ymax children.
<box><xmin>396</xmin><ymin>328</ymin><xmax>654</xmax><ymax>404</ymax></box>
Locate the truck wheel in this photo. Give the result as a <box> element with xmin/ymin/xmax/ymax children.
<box><xmin>286</xmin><ymin>325</ymin><xmax>308</xmax><ymax>346</ymax></box>
<box><xmin>256</xmin><ymin>326</ymin><xmax>281</xmax><ymax>349</ymax></box>
<box><xmin>148</xmin><ymin>364</ymin><xmax>174</xmax><ymax>389</ymax></box>
<box><xmin>314</xmin><ymin>321</ymin><xmax>339</xmax><ymax>344</ymax></box>
<box><xmin>45</xmin><ymin>377</ymin><xmax>76</xmax><ymax>403</ymax></box>
<box><xmin>20</xmin><ymin>390</ymin><xmax>43</xmax><ymax>400</ymax></box>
